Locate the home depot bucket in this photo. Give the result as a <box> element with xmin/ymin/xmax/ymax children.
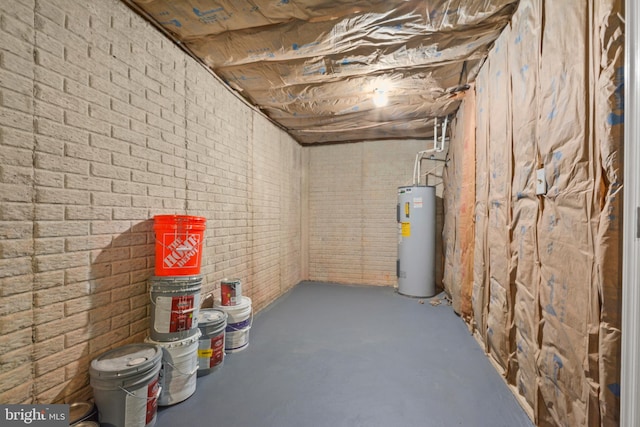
<box><xmin>197</xmin><ymin>309</ymin><xmax>227</xmax><ymax>376</ymax></box>
<box><xmin>153</xmin><ymin>215</ymin><xmax>206</xmax><ymax>276</ymax></box>
<box><xmin>145</xmin><ymin>331</ymin><xmax>200</xmax><ymax>406</ymax></box>
<box><xmin>220</xmin><ymin>278</ymin><xmax>242</xmax><ymax>306</ymax></box>
<box><xmin>214</xmin><ymin>296</ymin><xmax>252</xmax><ymax>353</ymax></box>
<box><xmin>150</xmin><ymin>275</ymin><xmax>202</xmax><ymax>342</ymax></box>
<box><xmin>89</xmin><ymin>343</ymin><xmax>162</xmax><ymax>427</ymax></box>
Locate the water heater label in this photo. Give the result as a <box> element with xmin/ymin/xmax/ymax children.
<box><xmin>401</xmin><ymin>222</ymin><xmax>411</xmax><ymax>237</ymax></box>
<box><xmin>413</xmin><ymin>197</ymin><xmax>423</xmax><ymax>208</ymax></box>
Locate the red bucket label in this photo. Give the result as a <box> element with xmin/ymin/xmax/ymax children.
<box><xmin>154</xmin><ymin>295</ymin><xmax>197</xmax><ymax>333</ymax></box>
<box><xmin>210</xmin><ymin>334</ymin><xmax>224</xmax><ymax>367</ymax></box>
<box><xmin>221</xmin><ymin>280</ymin><xmax>242</xmax><ymax>306</ymax></box>
<box><xmin>161</xmin><ymin>233</ymin><xmax>202</xmax><ymax>270</ymax></box>
<box><xmin>124</xmin><ymin>376</ymin><xmax>159</xmax><ymax>426</ymax></box>
<box><xmin>198</xmin><ymin>332</ymin><xmax>225</xmax><ymax>369</ymax></box>
<box><xmin>146</xmin><ymin>378</ymin><xmax>159</xmax><ymax>424</ymax></box>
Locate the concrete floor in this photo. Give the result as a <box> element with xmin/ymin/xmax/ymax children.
<box><xmin>156</xmin><ymin>281</ymin><xmax>534</xmax><ymax>427</ymax></box>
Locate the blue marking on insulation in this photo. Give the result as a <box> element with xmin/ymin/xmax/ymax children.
<box><xmin>545</xmin><ymin>274</ymin><xmax>557</xmax><ymax>316</ymax></box>
<box><xmin>193</xmin><ymin>7</ymin><xmax>224</xmax><ymax>17</ymax></box>
<box><xmin>548</xmin><ymin>78</ymin><xmax>558</xmax><ymax>120</ymax></box>
<box><xmin>160</xmin><ymin>19</ymin><xmax>181</xmax><ymax>28</ymax></box>
<box><xmin>607</xmin><ymin>112</ymin><xmax>623</xmax><ymax>126</ymax></box>
<box><xmin>607</xmin><ymin>66</ymin><xmax>624</xmax><ymax>125</ymax></box>
<box><xmin>552</xmin><ymin>354</ymin><xmax>563</xmax><ymax>385</ymax></box>
<box><xmin>608</xmin><ymin>383</ymin><xmax>621</xmax><ymax>397</ymax></box>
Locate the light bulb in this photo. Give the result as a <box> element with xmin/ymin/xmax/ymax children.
<box><xmin>373</xmin><ymin>89</ymin><xmax>388</xmax><ymax>107</ymax></box>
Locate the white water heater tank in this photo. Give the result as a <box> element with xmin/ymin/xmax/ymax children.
<box><xmin>397</xmin><ymin>185</ymin><xmax>436</xmax><ymax>297</ymax></box>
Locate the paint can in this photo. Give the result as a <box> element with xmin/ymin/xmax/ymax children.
<box><xmin>214</xmin><ymin>296</ymin><xmax>252</xmax><ymax>353</ymax></box>
<box><xmin>220</xmin><ymin>278</ymin><xmax>242</xmax><ymax>306</ymax></box>
<box><xmin>149</xmin><ymin>275</ymin><xmax>202</xmax><ymax>342</ymax></box>
<box><xmin>73</xmin><ymin>422</ymin><xmax>99</xmax><ymax>427</ymax></box>
<box><xmin>145</xmin><ymin>330</ymin><xmax>200</xmax><ymax>406</ymax></box>
<box><xmin>69</xmin><ymin>401</ymin><xmax>97</xmax><ymax>425</ymax></box>
<box><xmin>197</xmin><ymin>309</ymin><xmax>227</xmax><ymax>376</ymax></box>
<box><xmin>153</xmin><ymin>215</ymin><xmax>206</xmax><ymax>276</ymax></box>
<box><xmin>89</xmin><ymin>343</ymin><xmax>162</xmax><ymax>427</ymax></box>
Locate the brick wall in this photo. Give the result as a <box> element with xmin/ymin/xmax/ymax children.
<box><xmin>0</xmin><ymin>0</ymin><xmax>304</xmax><ymax>404</ymax></box>
<box><xmin>307</xmin><ymin>140</ymin><xmax>446</xmax><ymax>287</ymax></box>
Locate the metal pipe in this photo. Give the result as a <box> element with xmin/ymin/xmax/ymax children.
<box><xmin>439</xmin><ymin>116</ymin><xmax>449</xmax><ymax>152</ymax></box>
<box><xmin>433</xmin><ymin>117</ymin><xmax>439</xmax><ymax>150</ymax></box>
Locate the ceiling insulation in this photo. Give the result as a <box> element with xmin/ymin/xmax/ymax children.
<box><xmin>125</xmin><ymin>0</ymin><xmax>518</xmax><ymax>144</ymax></box>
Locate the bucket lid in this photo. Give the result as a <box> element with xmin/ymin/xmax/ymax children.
<box><xmin>153</xmin><ymin>214</ymin><xmax>206</xmax><ymax>221</ymax></box>
<box><xmin>90</xmin><ymin>343</ymin><xmax>162</xmax><ymax>379</ymax></box>
<box><xmin>145</xmin><ymin>330</ymin><xmax>201</xmax><ymax>348</ymax></box>
<box><xmin>69</xmin><ymin>401</ymin><xmax>95</xmax><ymax>424</ymax></box>
<box><xmin>150</xmin><ymin>275</ymin><xmax>203</xmax><ymax>285</ymax></box>
<box><xmin>214</xmin><ymin>296</ymin><xmax>252</xmax><ymax>311</ymax></box>
<box><xmin>221</xmin><ymin>278</ymin><xmax>241</xmax><ymax>285</ymax></box>
<box><xmin>153</xmin><ymin>214</ymin><xmax>206</xmax><ymax>227</ymax></box>
<box><xmin>198</xmin><ymin>309</ymin><xmax>227</xmax><ymax>326</ymax></box>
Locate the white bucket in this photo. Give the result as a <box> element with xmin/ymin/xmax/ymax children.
<box><xmin>197</xmin><ymin>309</ymin><xmax>227</xmax><ymax>376</ymax></box>
<box><xmin>89</xmin><ymin>343</ymin><xmax>162</xmax><ymax>427</ymax></box>
<box><xmin>149</xmin><ymin>275</ymin><xmax>202</xmax><ymax>342</ymax></box>
<box><xmin>145</xmin><ymin>331</ymin><xmax>200</xmax><ymax>406</ymax></box>
<box><xmin>214</xmin><ymin>296</ymin><xmax>252</xmax><ymax>353</ymax></box>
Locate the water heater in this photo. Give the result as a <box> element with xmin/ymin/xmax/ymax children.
<box><xmin>397</xmin><ymin>185</ymin><xmax>436</xmax><ymax>297</ymax></box>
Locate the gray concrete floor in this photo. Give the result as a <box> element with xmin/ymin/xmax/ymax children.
<box><xmin>157</xmin><ymin>281</ymin><xmax>534</xmax><ymax>427</ymax></box>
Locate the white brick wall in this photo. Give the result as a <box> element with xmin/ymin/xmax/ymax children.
<box><xmin>0</xmin><ymin>0</ymin><xmax>36</xmax><ymax>407</ymax></box>
<box><xmin>307</xmin><ymin>140</ymin><xmax>445</xmax><ymax>286</ymax></box>
<box><xmin>0</xmin><ymin>0</ymin><xmax>304</xmax><ymax>404</ymax></box>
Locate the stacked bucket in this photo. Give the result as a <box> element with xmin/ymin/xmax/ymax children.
<box><xmin>89</xmin><ymin>343</ymin><xmax>163</xmax><ymax>427</ymax></box>
<box><xmin>196</xmin><ymin>307</ymin><xmax>227</xmax><ymax>376</ymax></box>
<box><xmin>146</xmin><ymin>215</ymin><xmax>206</xmax><ymax>406</ymax></box>
<box><xmin>88</xmin><ymin>215</ymin><xmax>208</xmax><ymax>427</ymax></box>
<box><xmin>214</xmin><ymin>278</ymin><xmax>253</xmax><ymax>353</ymax></box>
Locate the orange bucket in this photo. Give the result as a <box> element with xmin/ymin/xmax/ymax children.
<box><xmin>153</xmin><ymin>215</ymin><xmax>206</xmax><ymax>276</ymax></box>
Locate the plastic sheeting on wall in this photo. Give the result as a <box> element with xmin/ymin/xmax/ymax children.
<box><xmin>443</xmin><ymin>0</ymin><xmax>623</xmax><ymax>425</ymax></box>
<box><xmin>442</xmin><ymin>86</ymin><xmax>475</xmax><ymax>319</ymax></box>
<box><xmin>472</xmin><ymin>60</ymin><xmax>490</xmax><ymax>343</ymax></box>
<box><xmin>507</xmin><ymin>0</ymin><xmax>541</xmax><ymax>413</ymax></box>
<box><xmin>536</xmin><ymin>2</ymin><xmax>594</xmax><ymax>424</ymax></box>
<box><xmin>485</xmin><ymin>27</ymin><xmax>513</xmax><ymax>377</ymax></box>
<box><xmin>128</xmin><ymin>0</ymin><xmax>518</xmax><ymax>143</ymax></box>
<box><xmin>593</xmin><ymin>0</ymin><xmax>624</xmax><ymax>424</ymax></box>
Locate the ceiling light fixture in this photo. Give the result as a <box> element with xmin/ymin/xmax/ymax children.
<box><xmin>373</xmin><ymin>87</ymin><xmax>388</xmax><ymax>107</ymax></box>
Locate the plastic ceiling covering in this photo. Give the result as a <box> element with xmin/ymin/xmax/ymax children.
<box><xmin>125</xmin><ymin>0</ymin><xmax>519</xmax><ymax>144</ymax></box>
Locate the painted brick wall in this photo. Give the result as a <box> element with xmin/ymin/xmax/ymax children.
<box><xmin>307</xmin><ymin>140</ymin><xmax>445</xmax><ymax>287</ymax></box>
<box><xmin>0</xmin><ymin>0</ymin><xmax>304</xmax><ymax>404</ymax></box>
